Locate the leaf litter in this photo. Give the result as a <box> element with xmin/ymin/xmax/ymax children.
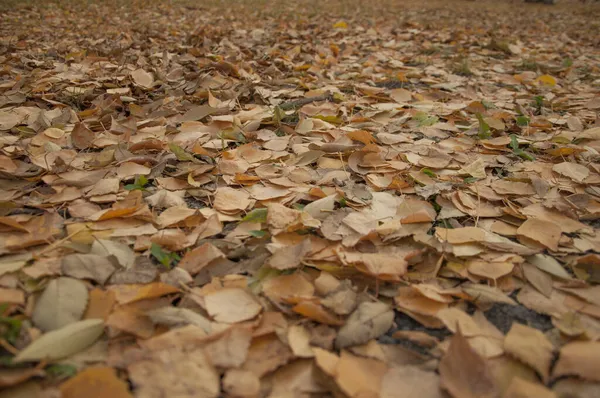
<box><xmin>0</xmin><ymin>0</ymin><xmax>600</xmax><ymax>396</ymax></box>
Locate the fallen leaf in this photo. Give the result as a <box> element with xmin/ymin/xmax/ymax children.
<box><xmin>204</xmin><ymin>288</ymin><xmax>262</xmax><ymax>323</ymax></box>
<box><xmin>439</xmin><ymin>329</ymin><xmax>497</xmax><ymax>398</ymax></box>
<box><xmin>59</xmin><ymin>366</ymin><xmax>132</xmax><ymax>398</ymax></box>
<box><xmin>61</xmin><ymin>254</ymin><xmax>116</xmax><ymax>284</ymax></box>
<box><xmin>128</xmin><ymin>349</ymin><xmax>219</xmax><ymax>398</ymax></box>
<box><xmin>14</xmin><ymin>319</ymin><xmax>105</xmax><ymax>363</ymax></box>
<box><xmin>146</xmin><ymin>306</ymin><xmax>211</xmax><ymax>332</ymax></box>
<box><xmin>130</xmin><ymin>68</ymin><xmax>154</xmax><ymax>89</ymax></box>
<box><xmin>110</xmin><ymin>283</ymin><xmax>179</xmax><ymax>305</ymax></box>
<box><xmin>32</xmin><ymin>277</ymin><xmax>89</xmax><ymax>331</ymax></box>
<box><xmin>517</xmin><ymin>219</ymin><xmax>561</xmax><ymax>251</ymax></box>
<box><xmin>336</xmin><ymin>301</ymin><xmax>394</xmax><ymax>349</ymax></box>
<box><xmin>334</xmin><ymin>350</ymin><xmax>387</xmax><ymax>397</ymax></box>
<box><xmin>553</xmin><ymin>341</ymin><xmax>600</xmax><ymax>381</ymax></box>
<box><xmin>504</xmin><ymin>323</ymin><xmax>554</xmax><ymax>382</ymax></box>
<box><xmin>503</xmin><ymin>377</ymin><xmax>557</xmax><ymax>398</ymax></box>
<box><xmin>381</xmin><ymin>366</ymin><xmax>444</xmax><ymax>398</ymax></box>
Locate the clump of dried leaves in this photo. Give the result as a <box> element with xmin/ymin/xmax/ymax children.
<box><xmin>1</xmin><ymin>0</ymin><xmax>600</xmax><ymax>396</ymax></box>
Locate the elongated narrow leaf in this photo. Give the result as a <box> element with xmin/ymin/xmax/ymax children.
<box><xmin>14</xmin><ymin>319</ymin><xmax>105</xmax><ymax>363</ymax></box>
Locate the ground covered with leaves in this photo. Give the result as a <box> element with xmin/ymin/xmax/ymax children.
<box><xmin>1</xmin><ymin>0</ymin><xmax>600</xmax><ymax>396</ymax></box>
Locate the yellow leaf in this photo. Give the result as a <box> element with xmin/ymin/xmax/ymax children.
<box><xmin>536</xmin><ymin>74</ymin><xmax>557</xmax><ymax>87</ymax></box>
<box><xmin>333</xmin><ymin>21</ymin><xmax>348</xmax><ymax>29</ymax></box>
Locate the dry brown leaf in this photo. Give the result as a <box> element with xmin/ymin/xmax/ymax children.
<box><xmin>214</xmin><ymin>187</ymin><xmax>251</xmax><ymax>213</ymax></box>
<box><xmin>262</xmin><ymin>272</ymin><xmax>314</xmax><ymax>304</ymax></box>
<box><xmin>60</xmin><ymin>366</ymin><xmax>132</xmax><ymax>398</ymax></box>
<box><xmin>435</xmin><ymin>226</ymin><xmax>486</xmax><ymax>244</ymax></box>
<box><xmin>61</xmin><ymin>254</ymin><xmax>116</xmax><ymax>284</ymax></box>
<box><xmin>517</xmin><ymin>219</ymin><xmax>561</xmax><ymax>251</ymax></box>
<box><xmin>0</xmin><ymin>288</ymin><xmax>25</xmax><ymax>305</ymax></box>
<box><xmin>381</xmin><ymin>366</ymin><xmax>444</xmax><ymax>398</ymax></box>
<box><xmin>553</xmin><ymin>341</ymin><xmax>600</xmax><ymax>381</ymax></box>
<box><xmin>335</xmin><ymin>301</ymin><xmax>394</xmax><ymax>349</ymax></box>
<box><xmin>204</xmin><ymin>326</ymin><xmax>253</xmax><ymax>367</ymax></box>
<box><xmin>222</xmin><ymin>369</ymin><xmax>260</xmax><ymax>398</ymax></box>
<box><xmin>292</xmin><ymin>301</ymin><xmax>344</xmax><ymax>326</ymax></box>
<box><xmin>178</xmin><ymin>242</ymin><xmax>225</xmax><ymax>275</ymax></box>
<box><xmin>504</xmin><ymin>323</ymin><xmax>554</xmax><ymax>382</ymax></box>
<box><xmin>204</xmin><ymin>288</ymin><xmax>262</xmax><ymax>323</ymax></box>
<box><xmin>334</xmin><ymin>350</ymin><xmax>387</xmax><ymax>397</ymax></box>
<box><xmin>338</xmin><ymin>251</ymin><xmax>408</xmax><ymax>281</ymax></box>
<box><xmin>0</xmin><ymin>367</ymin><xmax>44</xmax><ymax>389</ymax></box>
<box><xmin>109</xmin><ymin>283</ymin><xmax>179</xmax><ymax>304</ymax></box>
<box><xmin>242</xmin><ymin>334</ymin><xmax>293</xmax><ymax>378</ymax></box>
<box><xmin>128</xmin><ymin>349</ymin><xmax>219</xmax><ymax>398</ymax></box>
<box><xmin>553</xmin><ymin>162</ymin><xmax>590</xmax><ymax>183</ymax></box>
<box><xmin>130</xmin><ymin>68</ymin><xmax>154</xmax><ymax>89</ymax></box>
<box><xmin>439</xmin><ymin>329</ymin><xmax>497</xmax><ymax>398</ymax></box>
<box><xmin>522</xmin><ymin>263</ymin><xmax>553</xmax><ymax>298</ymax></box>
<box><xmin>503</xmin><ymin>377</ymin><xmax>557</xmax><ymax>398</ymax></box>
<box><xmin>268</xmin><ymin>239</ymin><xmax>311</xmax><ymax>270</ymax></box>
<box><xmin>84</xmin><ymin>288</ymin><xmax>116</xmax><ymax>320</ymax></box>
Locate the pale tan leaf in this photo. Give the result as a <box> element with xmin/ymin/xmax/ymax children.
<box><xmin>14</xmin><ymin>319</ymin><xmax>105</xmax><ymax>363</ymax></box>
<box><xmin>440</xmin><ymin>329</ymin><xmax>497</xmax><ymax>398</ymax></box>
<box><xmin>503</xmin><ymin>377</ymin><xmax>557</xmax><ymax>398</ymax></box>
<box><xmin>381</xmin><ymin>366</ymin><xmax>444</xmax><ymax>398</ymax></box>
<box><xmin>553</xmin><ymin>162</ymin><xmax>590</xmax><ymax>183</ymax></box>
<box><xmin>504</xmin><ymin>323</ymin><xmax>554</xmax><ymax>382</ymax></box>
<box><xmin>335</xmin><ymin>301</ymin><xmax>394</xmax><ymax>349</ymax></box>
<box><xmin>61</xmin><ymin>254</ymin><xmax>116</xmax><ymax>284</ymax></box>
<box><xmin>204</xmin><ymin>288</ymin><xmax>262</xmax><ymax>323</ymax></box>
<box><xmin>146</xmin><ymin>307</ymin><xmax>212</xmax><ymax>333</ymax></box>
<box><xmin>334</xmin><ymin>351</ymin><xmax>387</xmax><ymax>397</ymax></box>
<box><xmin>128</xmin><ymin>349</ymin><xmax>219</xmax><ymax>398</ymax></box>
<box><xmin>553</xmin><ymin>341</ymin><xmax>600</xmax><ymax>381</ymax></box>
<box><xmin>517</xmin><ymin>219</ymin><xmax>561</xmax><ymax>251</ymax></box>
<box><xmin>32</xmin><ymin>277</ymin><xmax>89</xmax><ymax>331</ymax></box>
<box><xmin>130</xmin><ymin>68</ymin><xmax>154</xmax><ymax>89</ymax></box>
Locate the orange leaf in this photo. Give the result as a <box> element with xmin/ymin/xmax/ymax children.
<box><xmin>292</xmin><ymin>301</ymin><xmax>343</xmax><ymax>326</ymax></box>
<box><xmin>110</xmin><ymin>283</ymin><xmax>180</xmax><ymax>305</ymax></box>
<box><xmin>60</xmin><ymin>367</ymin><xmax>132</xmax><ymax>398</ymax></box>
<box><xmin>84</xmin><ymin>288</ymin><xmax>116</xmax><ymax>320</ymax></box>
<box><xmin>346</xmin><ymin>130</ymin><xmax>375</xmax><ymax>145</ymax></box>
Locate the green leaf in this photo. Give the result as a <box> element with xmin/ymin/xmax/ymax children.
<box><xmin>509</xmin><ymin>134</ymin><xmax>535</xmax><ymax>161</ymax></box>
<box><xmin>421</xmin><ymin>168</ymin><xmax>437</xmax><ymax>178</ymax></box>
<box><xmin>273</xmin><ymin>106</ymin><xmax>286</xmax><ymax>125</ymax></box>
<box><xmin>516</xmin><ymin>115</ymin><xmax>530</xmax><ymax>127</ymax></box>
<box><xmin>482</xmin><ymin>100</ymin><xmax>496</xmax><ymax>110</ymax></box>
<box><xmin>46</xmin><ymin>364</ymin><xmax>77</xmax><ymax>379</ymax></box>
<box><xmin>249</xmin><ymin>230</ymin><xmax>267</xmax><ymax>238</ymax></box>
<box><xmin>124</xmin><ymin>175</ymin><xmax>149</xmax><ymax>191</ymax></box>
<box><xmin>510</xmin><ymin>134</ymin><xmax>520</xmax><ymax>151</ymax></box>
<box><xmin>150</xmin><ymin>243</ymin><xmax>180</xmax><ymax>269</ymax></box>
<box><xmin>242</xmin><ymin>208</ymin><xmax>268</xmax><ymax>223</ymax></box>
<box><xmin>463</xmin><ymin>177</ymin><xmax>478</xmax><ymax>184</ymax></box>
<box><xmin>136</xmin><ymin>175</ymin><xmax>148</xmax><ymax>187</ymax></box>
<box><xmin>168</xmin><ymin>143</ymin><xmax>196</xmax><ymax>162</ymax></box>
<box><xmin>413</xmin><ymin>111</ymin><xmax>438</xmax><ymax>127</ymax></box>
<box><xmin>534</xmin><ymin>96</ymin><xmax>545</xmax><ymax>108</ymax></box>
<box><xmin>0</xmin><ymin>314</ymin><xmax>22</xmax><ymax>345</ymax></box>
<box><xmin>476</xmin><ymin>113</ymin><xmax>491</xmax><ymax>139</ymax></box>
<box><xmin>338</xmin><ymin>197</ymin><xmax>348</xmax><ymax>208</ymax></box>
<box><xmin>515</xmin><ymin>150</ymin><xmax>535</xmax><ymax>161</ymax></box>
